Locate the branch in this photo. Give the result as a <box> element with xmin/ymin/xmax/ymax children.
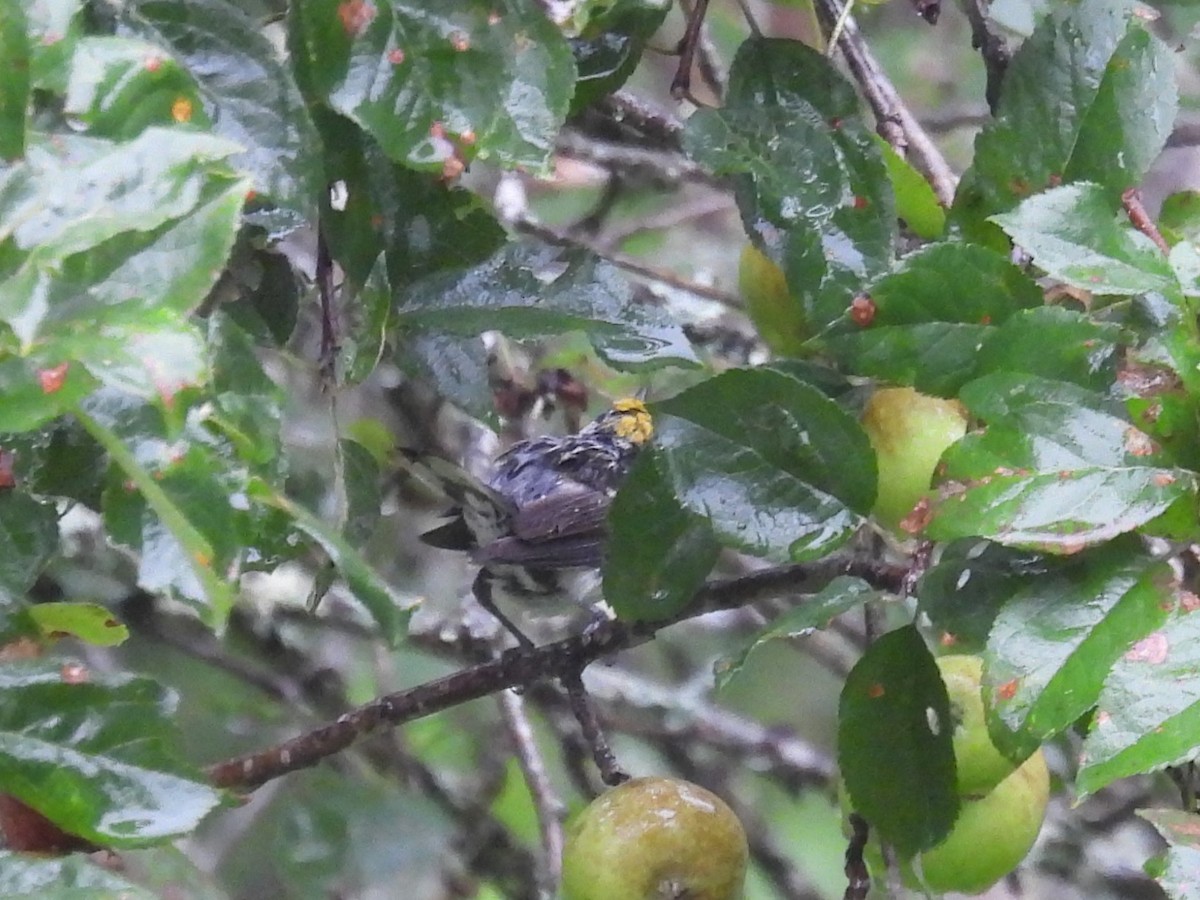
<box><xmin>813</xmin><ymin>0</ymin><xmax>959</xmax><ymax>207</ymax></box>
<box><xmin>961</xmin><ymin>0</ymin><xmax>1011</xmax><ymax>114</ymax></box>
<box><xmin>584</xmin><ymin>665</ymin><xmax>836</xmax><ymax>789</ymax></box>
<box><xmin>206</xmin><ymin>554</ymin><xmax>902</xmax><ymax>790</ymax></box>
<box><xmin>511</xmin><ymin>215</ymin><xmax>745</xmax><ymax>309</ymax></box>
<box><xmin>497</xmin><ymin>688</ymin><xmax>565</xmax><ymax>898</ymax></box>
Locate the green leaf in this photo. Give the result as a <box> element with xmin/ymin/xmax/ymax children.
<box><xmin>64</xmin><ymin>36</ymin><xmax>211</xmax><ymax>139</ymax></box>
<box><xmin>0</xmin><ymin>491</ymin><xmax>58</xmax><ymax>605</ymax></box>
<box><xmin>205</xmin><ymin>313</ymin><xmax>284</xmax><ymax>468</ymax></box>
<box><xmin>0</xmin><ymin>660</ymin><xmax>223</xmax><ymax>846</ymax></box>
<box><xmin>339</xmin><ymin>254</ymin><xmax>393</xmax><ymax>384</ymax></box>
<box><xmin>1158</xmin><ymin>191</ymin><xmax>1200</xmax><ymax>247</ymax></box>
<box><xmin>686</xmin><ymin>38</ymin><xmax>895</xmax><ymax>330</ymax></box>
<box><xmin>568</xmin><ymin>0</ymin><xmax>668</xmax><ymax>111</ymax></box>
<box><xmin>603</xmin><ymin>450</ymin><xmax>720</xmax><ymax>623</ymax></box>
<box><xmin>0</xmin><ymin>852</ymin><xmax>156</xmax><ymax>899</ymax></box>
<box><xmin>0</xmin><ymin>129</ymin><xmax>247</xmax><ymax>400</ymax></box>
<box><xmin>929</xmin><ymin>373</ymin><xmax>1197</xmax><ymax>551</ymax></box>
<box><xmin>293</xmin><ymin>0</ymin><xmax>575</xmax><ymax>174</ymax></box>
<box><xmin>982</xmin><ymin>544</ymin><xmax>1170</xmax><ymax>757</ymax></box>
<box><xmin>929</xmin><ymin>466</ymin><xmax>1197</xmax><ymax>551</ymax></box>
<box><xmin>314</xmin><ymin>110</ymin><xmax>505</xmax><ymax>290</ymax></box>
<box><xmin>823</xmin><ymin>243</ymin><xmax>1042</xmax><ymax>395</ymax></box>
<box><xmin>80</xmin><ymin>400</ymin><xmax>235</xmax><ymax>621</ymax></box>
<box><xmin>918</xmin><ymin>541</ymin><xmax>1053</xmax><ymax>652</ymax></box>
<box><xmin>966</xmin><ymin>0</ymin><xmax>1176</xmax><ymax>218</ymax></box>
<box><xmin>652</xmin><ymin>368</ymin><xmax>874</xmax><ymax>561</ymax></box>
<box><xmin>971</xmin><ymin>305</ymin><xmax>1123</xmax><ymax>393</ymax></box>
<box><xmin>991</xmin><ymin>183</ymin><xmax>1175</xmax><ymax>295</ymax></box>
<box><xmin>715</xmin><ymin>577</ymin><xmax>882</xmax><ymax>691</ymax></box>
<box><xmin>1138</xmin><ymin>809</ymin><xmax>1200</xmax><ymax>899</ymax></box>
<box><xmin>25</xmin><ymin>0</ymin><xmax>85</xmax><ymax>94</ymax></box>
<box><xmin>396</xmin><ymin>243</ymin><xmax>698</xmax><ymax>417</ymax></box>
<box><xmin>0</xmin><ymin>0</ymin><xmax>29</xmax><ymax>162</ymax></box>
<box><xmin>121</xmin><ymin>0</ymin><xmax>323</xmax><ymax>234</ymax></box>
<box><xmin>838</xmin><ymin>626</ymin><xmax>957</xmax><ymax>857</ymax></box>
<box><xmin>339</xmin><ymin>438</ymin><xmax>381</xmax><ymax>545</ymax></box>
<box><xmin>1079</xmin><ymin>605</ymin><xmax>1200</xmax><ymax>794</ymax></box>
<box><xmin>949</xmin><ymin>373</ymin><xmax>1166</xmax><ymax>474</ymax></box>
<box><xmin>246</xmin><ymin>479</ymin><xmax>410</xmax><ymax>644</ymax></box>
<box><xmin>874</xmin><ymin>136</ymin><xmax>945</xmax><ymax>240</ymax></box>
<box><xmin>27</xmin><ymin>602</ymin><xmax>129</xmax><ymax>647</ymax></box>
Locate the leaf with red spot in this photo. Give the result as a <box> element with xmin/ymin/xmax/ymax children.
<box><xmin>1079</xmin><ymin>606</ymin><xmax>1200</xmax><ymax>795</ymax></box>
<box><xmin>991</xmin><ymin>183</ymin><xmax>1176</xmax><ymax>296</ymax></box>
<box><xmin>684</xmin><ymin>38</ymin><xmax>896</xmax><ymax>331</ymax></box>
<box><xmin>961</xmin><ymin>0</ymin><xmax>1176</xmax><ymax>221</ymax></box>
<box><xmin>838</xmin><ymin>626</ymin><xmax>957</xmax><ymax>856</ymax></box>
<box><xmin>1138</xmin><ymin>809</ymin><xmax>1200</xmax><ymax>898</ymax></box>
<box><xmin>292</xmin><ymin>0</ymin><xmax>574</xmax><ymax>174</ymax></box>
<box><xmin>979</xmin><ymin>541</ymin><xmax>1172</xmax><ymax>759</ymax></box>
<box><xmin>823</xmin><ymin>242</ymin><xmax>1042</xmax><ymax>395</ymax></box>
<box><xmin>928</xmin><ymin>374</ymin><xmax>1199</xmax><ymax>550</ymax></box>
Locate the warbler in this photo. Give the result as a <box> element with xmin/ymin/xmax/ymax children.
<box><xmin>415</xmin><ymin>398</ymin><xmax>654</xmax><ymax>645</ymax></box>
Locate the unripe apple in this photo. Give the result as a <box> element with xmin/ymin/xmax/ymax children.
<box><xmin>911</xmin><ymin>748</ymin><xmax>1049</xmax><ymax>893</ymax></box>
<box><xmin>938</xmin><ymin>654</ymin><xmax>1017</xmax><ymax>797</ymax></box>
<box><xmin>560</xmin><ymin>776</ymin><xmax>749</xmax><ymax>900</ymax></box>
<box><xmin>738</xmin><ymin>244</ymin><xmax>808</xmax><ymax>356</ymax></box>
<box><xmin>861</xmin><ymin>387</ymin><xmax>967</xmax><ymax>530</ymax></box>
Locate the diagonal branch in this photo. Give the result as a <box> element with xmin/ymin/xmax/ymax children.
<box><xmin>813</xmin><ymin>0</ymin><xmax>959</xmax><ymax>207</ymax></box>
<box><xmin>206</xmin><ymin>554</ymin><xmax>904</xmax><ymax>790</ymax></box>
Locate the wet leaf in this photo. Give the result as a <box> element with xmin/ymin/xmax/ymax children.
<box><xmin>293</xmin><ymin>0</ymin><xmax>575</xmax><ymax>173</ymax></box>
<box><xmin>839</xmin><ymin>626</ymin><xmax>957</xmax><ymax>856</ymax></box>
<box><xmin>1080</xmin><ymin>604</ymin><xmax>1200</xmax><ymax>794</ymax></box>
<box><xmin>965</xmin><ymin>0</ymin><xmax>1175</xmax><ymax>219</ymax></box>
<box><xmin>715</xmin><ymin>577</ymin><xmax>881</xmax><ymax>691</ymax></box>
<box><xmin>122</xmin><ymin>0</ymin><xmax>323</xmax><ymax>234</ymax></box>
<box><xmin>982</xmin><ymin>544</ymin><xmax>1170</xmax><ymax>757</ymax></box>
<box><xmin>991</xmin><ymin>182</ymin><xmax>1175</xmax><ymax>295</ymax></box>
<box><xmin>652</xmin><ymin>368</ymin><xmax>874</xmax><ymax>561</ymax></box>
<box><xmin>603</xmin><ymin>450</ymin><xmax>720</xmax><ymax>623</ymax></box>
<box><xmin>0</xmin><ymin>660</ymin><xmax>223</xmax><ymax>846</ymax></box>
<box><xmin>824</xmin><ymin>243</ymin><xmax>1042</xmax><ymax>394</ymax></box>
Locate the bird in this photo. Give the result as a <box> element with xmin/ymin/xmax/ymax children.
<box><xmin>411</xmin><ymin>398</ymin><xmax>654</xmax><ymax>646</ymax></box>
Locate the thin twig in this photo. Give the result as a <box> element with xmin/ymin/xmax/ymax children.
<box><xmin>671</xmin><ymin>0</ymin><xmax>713</xmax><ymax>103</ymax></box>
<box><xmin>585</xmin><ymin>666</ymin><xmax>837</xmax><ymax>788</ymax></box>
<box><xmin>563</xmin><ymin>672</ymin><xmax>629</xmax><ymax>786</ymax></box>
<box><xmin>497</xmin><ymin>689</ymin><xmax>566</xmax><ymax>898</ymax></box>
<box><xmin>843</xmin><ymin>814</ymin><xmax>871</xmax><ymax>900</ymax></box>
<box><xmin>555</xmin><ymin>129</ymin><xmax>715</xmax><ymax>186</ymax></box>
<box><xmin>961</xmin><ymin>0</ymin><xmax>1011</xmax><ymax>114</ymax></box>
<box><xmin>736</xmin><ymin>0</ymin><xmax>763</xmax><ymax>38</ymax></box>
<box><xmin>682</xmin><ymin>0</ymin><xmax>727</xmax><ymax>100</ymax></box>
<box><xmin>813</xmin><ymin>0</ymin><xmax>959</xmax><ymax>206</ymax></box>
<box><xmin>512</xmin><ymin>215</ymin><xmax>744</xmax><ymax>309</ymax></box>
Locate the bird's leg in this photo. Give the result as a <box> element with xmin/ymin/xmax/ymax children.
<box><xmin>472</xmin><ymin>568</ymin><xmax>536</xmax><ymax>649</ymax></box>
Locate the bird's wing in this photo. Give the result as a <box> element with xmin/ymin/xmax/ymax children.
<box><xmin>508</xmin><ymin>482</ymin><xmax>611</xmax><ymax>543</ymax></box>
<box><xmin>399</xmin><ymin>450</ymin><xmax>516</xmax><ymax>547</ymax></box>
<box><xmin>469</xmin><ymin>482</ymin><xmax>612</xmax><ymax>569</ymax></box>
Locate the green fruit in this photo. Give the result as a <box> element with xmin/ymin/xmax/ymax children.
<box><xmin>738</xmin><ymin>245</ymin><xmax>808</xmax><ymax>356</ymax></box>
<box><xmin>561</xmin><ymin>776</ymin><xmax>749</xmax><ymax>900</ymax></box>
<box><xmin>912</xmin><ymin>749</ymin><xmax>1049</xmax><ymax>893</ymax></box>
<box><xmin>938</xmin><ymin>655</ymin><xmax>1017</xmax><ymax>796</ymax></box>
<box><xmin>861</xmin><ymin>387</ymin><xmax>967</xmax><ymax>530</ymax></box>
<box><xmin>856</xmin><ymin>751</ymin><xmax>1049</xmax><ymax>894</ymax></box>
